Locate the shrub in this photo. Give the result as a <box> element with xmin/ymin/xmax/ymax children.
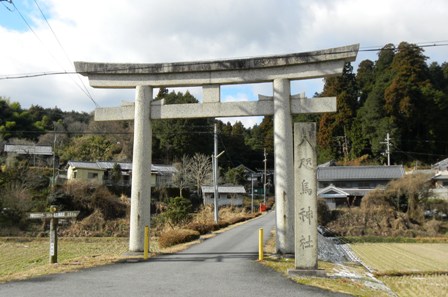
<box><xmin>62</xmin><ymin>181</ymin><xmax>127</xmax><ymax>220</ymax></box>
<box><xmin>265</xmin><ymin>197</ymin><xmax>275</xmax><ymax>210</ymax></box>
<box><xmin>185</xmin><ymin>222</ymin><xmax>214</xmax><ymax>235</ymax></box>
<box><xmin>158</xmin><ymin>229</ymin><xmax>200</xmax><ymax>248</ymax></box>
<box><xmin>162</xmin><ymin>196</ymin><xmax>192</xmax><ymax>227</ymax></box>
<box><xmin>213</xmin><ymin>221</ymin><xmax>230</xmax><ymax>230</ymax></box>
<box><xmin>317</xmin><ymin>198</ymin><xmax>331</xmax><ymax>226</ymax></box>
<box><xmin>423</xmin><ymin>219</ymin><xmax>443</xmax><ymax>236</ymax></box>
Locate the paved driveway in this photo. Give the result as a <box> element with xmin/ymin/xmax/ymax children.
<box><xmin>0</xmin><ymin>211</ymin><xmax>349</xmax><ymax>297</ymax></box>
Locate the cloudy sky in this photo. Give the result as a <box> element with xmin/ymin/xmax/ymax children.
<box><xmin>1</xmin><ymin>0</ymin><xmax>447</xmax><ymax>127</ymax></box>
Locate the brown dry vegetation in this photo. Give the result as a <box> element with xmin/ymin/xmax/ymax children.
<box><xmin>326</xmin><ymin>174</ymin><xmax>448</xmax><ymax>237</ymax></box>
<box><xmin>158</xmin><ymin>229</ymin><xmax>201</xmax><ymax>248</ymax></box>
<box><xmin>156</xmin><ymin>205</ymin><xmax>262</xmax><ymax>247</ymax></box>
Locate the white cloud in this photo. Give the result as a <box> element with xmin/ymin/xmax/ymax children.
<box><xmin>0</xmin><ymin>0</ymin><xmax>447</xmax><ymax>124</ymax></box>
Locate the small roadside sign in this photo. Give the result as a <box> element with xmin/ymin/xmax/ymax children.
<box><xmin>29</xmin><ymin>211</ymin><xmax>80</xmax><ymax>219</ymax></box>
<box><xmin>28</xmin><ymin>207</ymin><xmax>80</xmax><ymax>264</ymax></box>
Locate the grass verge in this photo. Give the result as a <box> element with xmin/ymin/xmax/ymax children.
<box><xmin>262</xmin><ymin>232</ymin><xmax>448</xmax><ymax>297</ymax></box>
<box><xmin>0</xmin><ymin>237</ymin><xmax>129</xmax><ymax>283</ymax></box>
<box><xmin>260</xmin><ymin>229</ymin><xmax>392</xmax><ymax>296</ymax></box>
<box><xmin>0</xmin><ymin>212</ymin><xmax>265</xmax><ymax>283</ymax></box>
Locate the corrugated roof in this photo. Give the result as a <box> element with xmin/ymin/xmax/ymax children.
<box><xmin>67</xmin><ymin>161</ymin><xmax>101</xmax><ymax>170</ymax></box>
<box><xmin>433</xmin><ymin>158</ymin><xmax>448</xmax><ymax>170</ymax></box>
<box><xmin>201</xmin><ymin>185</ymin><xmax>246</xmax><ymax>194</ymax></box>
<box><xmin>317</xmin><ymin>165</ymin><xmax>404</xmax><ymax>181</ymax></box>
<box><xmin>67</xmin><ymin>161</ymin><xmax>176</xmax><ymax>173</ymax></box>
<box><xmin>97</xmin><ymin>161</ymin><xmax>133</xmax><ymax>170</ymax></box>
<box><xmin>152</xmin><ymin>164</ymin><xmax>177</xmax><ymax>175</ymax></box>
<box><xmin>4</xmin><ymin>144</ymin><xmax>53</xmax><ymax>155</ymax></box>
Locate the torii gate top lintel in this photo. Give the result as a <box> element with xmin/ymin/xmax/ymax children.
<box><xmin>74</xmin><ymin>44</ymin><xmax>359</xmax><ymax>89</ymax></box>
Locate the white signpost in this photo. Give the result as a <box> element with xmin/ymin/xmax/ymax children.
<box><xmin>29</xmin><ymin>207</ymin><xmax>79</xmax><ymax>264</ymax></box>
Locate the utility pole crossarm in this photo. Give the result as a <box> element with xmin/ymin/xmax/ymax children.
<box><xmin>381</xmin><ymin>133</ymin><xmax>392</xmax><ymax>166</ymax></box>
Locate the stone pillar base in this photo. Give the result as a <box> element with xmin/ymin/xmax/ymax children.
<box><xmin>287</xmin><ymin>268</ymin><xmax>327</xmax><ymax>278</ymax></box>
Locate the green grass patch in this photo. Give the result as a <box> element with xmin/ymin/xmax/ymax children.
<box><xmin>0</xmin><ymin>237</ymin><xmax>129</xmax><ymax>283</ymax></box>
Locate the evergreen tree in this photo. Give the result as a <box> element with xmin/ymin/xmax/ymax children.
<box><xmin>317</xmin><ymin>63</ymin><xmax>359</xmax><ymax>162</ymax></box>
<box><xmin>384</xmin><ymin>42</ymin><xmax>439</xmax><ymax>163</ymax></box>
<box><xmin>152</xmin><ymin>90</ymin><xmax>213</xmax><ymax>162</ymax></box>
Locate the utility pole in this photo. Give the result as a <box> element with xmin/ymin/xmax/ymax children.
<box><xmin>52</xmin><ymin>127</ymin><xmax>57</xmax><ymax>188</ymax></box>
<box><xmin>213</xmin><ymin>123</ymin><xmax>225</xmax><ymax>223</ymax></box>
<box><xmin>342</xmin><ymin>127</ymin><xmax>349</xmax><ymax>164</ymax></box>
<box><xmin>381</xmin><ymin>133</ymin><xmax>392</xmax><ymax>166</ymax></box>
<box><xmin>263</xmin><ymin>148</ymin><xmax>267</xmax><ymax>205</ymax></box>
<box><xmin>251</xmin><ymin>173</ymin><xmax>254</xmax><ymax>213</ymax></box>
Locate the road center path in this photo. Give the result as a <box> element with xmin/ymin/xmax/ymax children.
<box><xmin>0</xmin><ymin>212</ymin><xmax>348</xmax><ymax>297</ymax></box>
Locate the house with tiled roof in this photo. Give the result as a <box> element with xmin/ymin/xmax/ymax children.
<box><xmin>201</xmin><ymin>185</ymin><xmax>246</xmax><ymax>207</ymax></box>
<box><xmin>430</xmin><ymin>158</ymin><xmax>448</xmax><ymax>199</ymax></box>
<box><xmin>4</xmin><ymin>144</ymin><xmax>54</xmax><ymax>167</ymax></box>
<box><xmin>317</xmin><ymin>165</ymin><xmax>405</xmax><ymax>209</ymax></box>
<box><xmin>66</xmin><ymin>161</ymin><xmax>176</xmax><ymax>188</ymax></box>
<box><xmin>432</xmin><ymin>158</ymin><xmax>448</xmax><ymax>188</ymax></box>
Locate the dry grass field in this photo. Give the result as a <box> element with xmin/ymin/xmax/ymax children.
<box><xmin>0</xmin><ymin>237</ymin><xmax>129</xmax><ymax>283</ymax></box>
<box><xmin>350</xmin><ymin>243</ymin><xmax>448</xmax><ymax>297</ymax></box>
<box><xmin>350</xmin><ymin>243</ymin><xmax>448</xmax><ymax>273</ymax></box>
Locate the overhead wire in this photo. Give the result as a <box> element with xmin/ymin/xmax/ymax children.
<box><xmin>32</xmin><ymin>0</ymin><xmax>96</xmax><ymax>106</ymax></box>
<box><xmin>2</xmin><ymin>41</ymin><xmax>448</xmax><ymax>80</ymax></box>
<box><xmin>0</xmin><ymin>0</ymin><xmax>13</xmax><ymax>12</ymax></box>
<box><xmin>2</xmin><ymin>0</ymin><xmax>98</xmax><ymax>107</ymax></box>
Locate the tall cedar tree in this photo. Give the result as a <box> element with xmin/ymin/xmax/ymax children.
<box><xmin>384</xmin><ymin>42</ymin><xmax>441</xmax><ymax>163</ymax></box>
<box><xmin>317</xmin><ymin>63</ymin><xmax>359</xmax><ymax>162</ymax></box>
<box><xmin>355</xmin><ymin>44</ymin><xmax>397</xmax><ymax>160</ymax></box>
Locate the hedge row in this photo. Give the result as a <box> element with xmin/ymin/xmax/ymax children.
<box><xmin>159</xmin><ymin>212</ymin><xmax>262</xmax><ymax>247</ymax></box>
<box><xmin>158</xmin><ymin>229</ymin><xmax>201</xmax><ymax>248</ymax></box>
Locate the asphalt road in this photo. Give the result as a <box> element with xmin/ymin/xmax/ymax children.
<box><xmin>0</xmin><ymin>211</ymin><xmax>349</xmax><ymax>297</ymax></box>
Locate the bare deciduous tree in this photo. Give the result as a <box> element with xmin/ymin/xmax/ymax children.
<box><xmin>186</xmin><ymin>153</ymin><xmax>212</xmax><ymax>197</ymax></box>
<box><xmin>172</xmin><ymin>153</ymin><xmax>212</xmax><ymax>198</ymax></box>
<box><xmin>172</xmin><ymin>155</ymin><xmax>191</xmax><ymax>197</ymax></box>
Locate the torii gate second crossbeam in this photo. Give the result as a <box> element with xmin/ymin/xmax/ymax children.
<box><xmin>74</xmin><ymin>44</ymin><xmax>359</xmax><ymax>254</ymax></box>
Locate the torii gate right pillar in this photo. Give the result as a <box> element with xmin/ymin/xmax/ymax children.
<box><xmin>273</xmin><ymin>78</ymin><xmax>294</xmax><ymax>254</ymax></box>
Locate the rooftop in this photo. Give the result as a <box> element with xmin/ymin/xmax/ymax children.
<box><xmin>67</xmin><ymin>161</ymin><xmax>175</xmax><ymax>173</ymax></box>
<box><xmin>4</xmin><ymin>144</ymin><xmax>53</xmax><ymax>156</ymax></box>
<box><xmin>201</xmin><ymin>185</ymin><xmax>246</xmax><ymax>194</ymax></box>
<box><xmin>317</xmin><ymin>165</ymin><xmax>405</xmax><ymax>181</ymax></box>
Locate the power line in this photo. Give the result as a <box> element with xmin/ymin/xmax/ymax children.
<box><xmin>32</xmin><ymin>0</ymin><xmax>96</xmax><ymax>105</ymax></box>
<box><xmin>0</xmin><ymin>0</ymin><xmax>13</xmax><ymax>11</ymax></box>
<box><xmin>1</xmin><ymin>0</ymin><xmax>98</xmax><ymax>107</ymax></box>
<box><xmin>0</xmin><ymin>40</ymin><xmax>448</xmax><ymax>83</ymax></box>
<box><xmin>1</xmin><ymin>41</ymin><xmax>448</xmax><ymax>81</ymax></box>
<box><xmin>0</xmin><ymin>71</ymin><xmax>77</xmax><ymax>80</ymax></box>
<box><xmin>393</xmin><ymin>150</ymin><xmax>447</xmax><ymax>158</ymax></box>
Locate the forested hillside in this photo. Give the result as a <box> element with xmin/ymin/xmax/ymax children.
<box><xmin>1</xmin><ymin>42</ymin><xmax>447</xmax><ymax>168</ymax></box>
<box><xmin>316</xmin><ymin>42</ymin><xmax>448</xmax><ymax>165</ymax></box>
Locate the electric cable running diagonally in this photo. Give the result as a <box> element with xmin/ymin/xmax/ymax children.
<box><xmin>2</xmin><ymin>41</ymin><xmax>448</xmax><ymax>80</ymax></box>
<box><xmin>0</xmin><ymin>0</ymin><xmax>98</xmax><ymax>107</ymax></box>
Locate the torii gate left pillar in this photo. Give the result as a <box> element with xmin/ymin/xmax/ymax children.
<box><xmin>75</xmin><ymin>44</ymin><xmax>359</xmax><ymax>253</ymax></box>
<box><xmin>129</xmin><ymin>85</ymin><xmax>152</xmax><ymax>251</ymax></box>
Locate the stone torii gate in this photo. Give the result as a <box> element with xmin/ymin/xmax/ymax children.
<box><xmin>74</xmin><ymin>44</ymin><xmax>359</xmax><ymax>253</ymax></box>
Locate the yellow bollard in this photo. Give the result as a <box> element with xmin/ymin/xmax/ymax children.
<box><xmin>144</xmin><ymin>225</ymin><xmax>149</xmax><ymax>260</ymax></box>
<box><xmin>258</xmin><ymin>228</ymin><xmax>264</xmax><ymax>261</ymax></box>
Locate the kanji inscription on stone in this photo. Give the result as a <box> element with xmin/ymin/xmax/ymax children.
<box><xmin>294</xmin><ymin>122</ymin><xmax>317</xmax><ymax>269</ymax></box>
